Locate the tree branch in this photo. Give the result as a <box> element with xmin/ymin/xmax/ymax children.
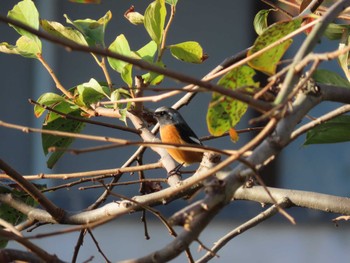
<box><xmin>0</xmin><ymin>159</ymin><xmax>65</xmax><ymax>223</ymax></box>
<box><xmin>0</xmin><ymin>229</ymin><xmax>65</xmax><ymax>263</ymax></box>
<box><xmin>234</xmin><ymin>186</ymin><xmax>350</xmax><ymax>215</ymax></box>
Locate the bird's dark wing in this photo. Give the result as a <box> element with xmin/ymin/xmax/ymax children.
<box><xmin>176</xmin><ymin>123</ymin><xmax>202</xmax><ymax>145</ymax></box>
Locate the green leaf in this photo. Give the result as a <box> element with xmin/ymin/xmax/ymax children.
<box><xmin>124</xmin><ymin>10</ymin><xmax>144</xmax><ymax>25</ymax></box>
<box><xmin>76</xmin><ymin>78</ymin><xmax>109</xmax><ymax>106</ymax></box>
<box><xmin>165</xmin><ymin>0</ymin><xmax>178</xmax><ymax>5</ymax></box>
<box><xmin>44</xmin><ymin>100</ymin><xmax>78</xmax><ymax>124</ymax></box>
<box><xmin>42</xmin><ymin>111</ymin><xmax>86</xmax><ymax>168</ymax></box>
<box><xmin>109</xmin><ymin>89</ymin><xmax>131</xmax><ymax>124</ymax></box>
<box><xmin>324</xmin><ymin>23</ymin><xmax>350</xmax><ymax>41</ymax></box>
<box><xmin>312</xmin><ymin>69</ymin><xmax>350</xmax><ymax>88</ymax></box>
<box><xmin>110</xmin><ymin>88</ymin><xmax>131</xmax><ymax>109</ymax></box>
<box><xmin>248</xmin><ymin>18</ymin><xmax>302</xmax><ymax>75</ymax></box>
<box><xmin>338</xmin><ymin>31</ymin><xmax>350</xmax><ymax>82</ymax></box>
<box><xmin>64</xmin><ymin>11</ymin><xmax>112</xmax><ymax>47</ymax></box>
<box><xmin>121</xmin><ymin>64</ymin><xmax>133</xmax><ymax>87</ymax></box>
<box><xmin>5</xmin><ymin>0</ymin><xmax>42</xmax><ymax>57</ymax></box>
<box><xmin>7</xmin><ymin>0</ymin><xmax>39</xmax><ymax>39</ymax></box>
<box><xmin>0</xmin><ymin>184</ymin><xmax>43</xmax><ymax>247</ymax></box>
<box><xmin>15</xmin><ymin>35</ymin><xmax>41</xmax><ymax>58</ymax></box>
<box><xmin>34</xmin><ymin>92</ymin><xmax>66</xmax><ymax>118</ymax></box>
<box><xmin>0</xmin><ymin>42</ymin><xmax>20</xmax><ymax>55</ymax></box>
<box><xmin>144</xmin><ymin>0</ymin><xmax>166</xmax><ymax>45</ymax></box>
<box><xmin>304</xmin><ymin>115</ymin><xmax>350</xmax><ymax>145</ymax></box>
<box><xmin>0</xmin><ymin>36</ymin><xmax>41</xmax><ymax>58</ymax></box>
<box><xmin>169</xmin><ymin>41</ymin><xmax>207</xmax><ymax>64</ymax></box>
<box><xmin>207</xmin><ymin>65</ymin><xmax>259</xmax><ymax>136</ymax></box>
<box><xmin>254</xmin><ymin>9</ymin><xmax>274</xmax><ymax>35</ymax></box>
<box><xmin>142</xmin><ymin>61</ymin><xmax>165</xmax><ymax>85</ymax></box>
<box><xmin>40</xmin><ymin>20</ymin><xmax>88</xmax><ymax>46</ymax></box>
<box><xmin>108</xmin><ymin>34</ymin><xmax>132</xmax><ymax>73</ymax></box>
<box><xmin>134</xmin><ymin>40</ymin><xmax>157</xmax><ymax>63</ymax></box>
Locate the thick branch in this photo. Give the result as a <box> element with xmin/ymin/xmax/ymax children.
<box><xmin>234</xmin><ymin>186</ymin><xmax>350</xmax><ymax>215</ymax></box>
<box><xmin>0</xmin><ymin>230</ymin><xmax>65</xmax><ymax>263</ymax></box>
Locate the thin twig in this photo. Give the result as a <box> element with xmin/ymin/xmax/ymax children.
<box><xmin>0</xmin><ymin>162</ymin><xmax>162</xmax><ymax>181</ymax></box>
<box><xmin>196</xmin><ymin>198</ymin><xmax>291</xmax><ymax>263</ymax></box>
<box><xmin>260</xmin><ymin>0</ymin><xmax>293</xmax><ymax>18</ymax></box>
<box><xmin>99</xmin><ymin>57</ymin><xmax>114</xmax><ymax>92</ymax></box>
<box><xmin>0</xmin><ymin>120</ymin><xmax>237</xmax><ymax>157</ymax></box>
<box><xmin>36</xmin><ymin>53</ymin><xmax>73</xmax><ymax>99</ymax></box>
<box><xmin>29</xmin><ymin>99</ymin><xmax>140</xmax><ymax>134</ymax></box>
<box><xmin>291</xmin><ymin>104</ymin><xmax>350</xmax><ymax>141</ymax></box>
<box><xmin>87</xmin><ymin>229</ymin><xmax>111</xmax><ymax>263</ymax></box>
<box><xmin>72</xmin><ymin>230</ymin><xmax>86</xmax><ymax>263</ymax></box>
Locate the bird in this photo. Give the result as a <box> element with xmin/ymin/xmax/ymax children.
<box><xmin>153</xmin><ymin>106</ymin><xmax>203</xmax><ymax>168</ymax></box>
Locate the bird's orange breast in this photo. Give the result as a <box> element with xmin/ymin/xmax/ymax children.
<box><xmin>160</xmin><ymin>124</ymin><xmax>203</xmax><ymax>165</ymax></box>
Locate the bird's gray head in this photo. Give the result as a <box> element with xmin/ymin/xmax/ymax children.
<box><xmin>153</xmin><ymin>106</ymin><xmax>184</xmax><ymax>126</ymax></box>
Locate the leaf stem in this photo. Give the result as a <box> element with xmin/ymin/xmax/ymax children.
<box><xmin>157</xmin><ymin>4</ymin><xmax>176</xmax><ymax>62</ymax></box>
<box><xmin>36</xmin><ymin>53</ymin><xmax>73</xmax><ymax>99</ymax></box>
<box><xmin>99</xmin><ymin>57</ymin><xmax>114</xmax><ymax>93</ymax></box>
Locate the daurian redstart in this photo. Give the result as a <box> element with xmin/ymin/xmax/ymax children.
<box><xmin>154</xmin><ymin>106</ymin><xmax>203</xmax><ymax>166</ymax></box>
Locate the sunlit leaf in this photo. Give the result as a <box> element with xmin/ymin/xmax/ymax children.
<box><xmin>44</xmin><ymin>100</ymin><xmax>78</xmax><ymax>124</ymax></box>
<box><xmin>134</xmin><ymin>40</ymin><xmax>157</xmax><ymax>62</ymax></box>
<box><xmin>312</xmin><ymin>69</ymin><xmax>350</xmax><ymax>88</ymax></box>
<box><xmin>40</xmin><ymin>20</ymin><xmax>88</xmax><ymax>46</ymax></box>
<box><xmin>15</xmin><ymin>35</ymin><xmax>41</xmax><ymax>58</ymax></box>
<box><xmin>34</xmin><ymin>92</ymin><xmax>66</xmax><ymax>118</ymax></box>
<box><xmin>110</xmin><ymin>88</ymin><xmax>131</xmax><ymax>110</ymax></box>
<box><xmin>207</xmin><ymin>65</ymin><xmax>259</xmax><ymax>137</ymax></box>
<box><xmin>254</xmin><ymin>9</ymin><xmax>274</xmax><ymax>35</ymax></box>
<box><xmin>304</xmin><ymin>115</ymin><xmax>350</xmax><ymax>145</ymax></box>
<box><xmin>248</xmin><ymin>18</ymin><xmax>302</xmax><ymax>75</ymax></box>
<box><xmin>0</xmin><ymin>37</ymin><xmax>41</xmax><ymax>58</ymax></box>
<box><xmin>0</xmin><ymin>42</ymin><xmax>20</xmax><ymax>55</ymax></box>
<box><xmin>124</xmin><ymin>6</ymin><xmax>144</xmax><ymax>25</ymax></box>
<box><xmin>5</xmin><ymin>0</ymin><xmax>42</xmax><ymax>57</ymax></box>
<box><xmin>144</xmin><ymin>0</ymin><xmax>166</xmax><ymax>45</ymax></box>
<box><xmin>7</xmin><ymin>0</ymin><xmax>39</xmax><ymax>39</ymax></box>
<box><xmin>121</xmin><ymin>64</ymin><xmax>133</xmax><ymax>87</ymax></box>
<box><xmin>64</xmin><ymin>11</ymin><xmax>112</xmax><ymax>47</ymax></box>
<box><xmin>108</xmin><ymin>34</ymin><xmax>132</xmax><ymax>73</ymax></box>
<box><xmin>169</xmin><ymin>41</ymin><xmax>207</xmax><ymax>63</ymax></box>
<box><xmin>338</xmin><ymin>32</ymin><xmax>350</xmax><ymax>82</ymax></box>
<box><xmin>76</xmin><ymin>78</ymin><xmax>109</xmax><ymax>106</ymax></box>
<box><xmin>142</xmin><ymin>61</ymin><xmax>165</xmax><ymax>85</ymax></box>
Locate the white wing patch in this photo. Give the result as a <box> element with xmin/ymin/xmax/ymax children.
<box><xmin>189</xmin><ymin>136</ymin><xmax>201</xmax><ymax>145</ymax></box>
